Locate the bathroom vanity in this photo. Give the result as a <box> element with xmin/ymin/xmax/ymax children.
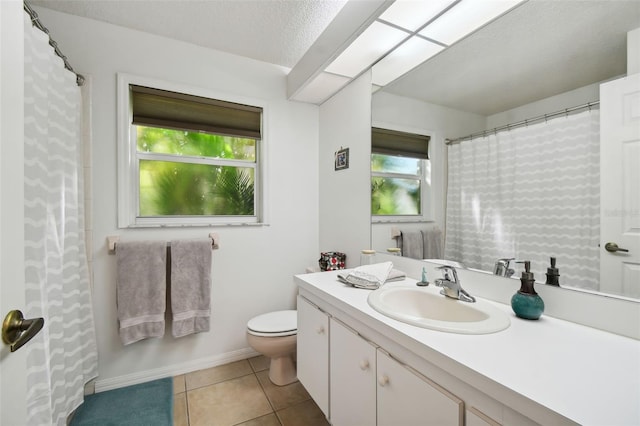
<box><xmin>295</xmin><ymin>270</ymin><xmax>640</xmax><ymax>426</ymax></box>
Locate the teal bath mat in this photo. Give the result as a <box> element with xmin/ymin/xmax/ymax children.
<box><xmin>70</xmin><ymin>377</ymin><xmax>173</xmax><ymax>426</ymax></box>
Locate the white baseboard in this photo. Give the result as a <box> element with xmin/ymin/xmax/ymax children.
<box><xmin>94</xmin><ymin>347</ymin><xmax>261</xmax><ymax>393</ymax></box>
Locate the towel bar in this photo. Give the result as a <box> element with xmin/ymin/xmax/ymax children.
<box><xmin>107</xmin><ymin>233</ymin><xmax>219</xmax><ymax>254</ymax></box>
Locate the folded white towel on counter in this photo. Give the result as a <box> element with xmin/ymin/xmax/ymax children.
<box><xmin>337</xmin><ymin>262</ymin><xmax>403</xmax><ymax>290</ymax></box>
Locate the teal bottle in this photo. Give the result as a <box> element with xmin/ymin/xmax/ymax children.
<box><xmin>511</xmin><ymin>261</ymin><xmax>544</xmax><ymax>320</ymax></box>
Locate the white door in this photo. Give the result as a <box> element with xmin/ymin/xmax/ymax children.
<box><xmin>0</xmin><ymin>0</ymin><xmax>28</xmax><ymax>424</ymax></box>
<box><xmin>600</xmin><ymin>73</ymin><xmax>640</xmax><ymax>298</ymax></box>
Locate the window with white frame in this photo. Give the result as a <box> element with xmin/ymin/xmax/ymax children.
<box><xmin>117</xmin><ymin>74</ymin><xmax>265</xmax><ymax>227</ymax></box>
<box><xmin>371</xmin><ymin>127</ymin><xmax>431</xmax><ymax>220</ymax></box>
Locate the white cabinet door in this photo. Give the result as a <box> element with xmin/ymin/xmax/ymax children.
<box><xmin>467</xmin><ymin>407</ymin><xmax>502</xmax><ymax>426</ymax></box>
<box><xmin>377</xmin><ymin>350</ymin><xmax>463</xmax><ymax>426</ymax></box>
<box><xmin>329</xmin><ymin>318</ymin><xmax>377</xmax><ymax>426</ymax></box>
<box><xmin>296</xmin><ymin>296</ymin><xmax>330</xmax><ymax>417</ymax></box>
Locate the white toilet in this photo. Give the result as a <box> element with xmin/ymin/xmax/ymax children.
<box><xmin>246</xmin><ymin>310</ymin><xmax>297</xmax><ymax>386</ymax></box>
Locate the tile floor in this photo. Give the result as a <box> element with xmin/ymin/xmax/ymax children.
<box><xmin>173</xmin><ymin>356</ymin><xmax>329</xmax><ymax>426</ymax></box>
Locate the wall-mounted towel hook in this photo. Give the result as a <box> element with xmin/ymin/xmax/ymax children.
<box><xmin>107</xmin><ymin>236</ymin><xmax>119</xmax><ymax>254</ymax></box>
<box><xmin>209</xmin><ymin>233</ymin><xmax>220</xmax><ymax>249</ymax></box>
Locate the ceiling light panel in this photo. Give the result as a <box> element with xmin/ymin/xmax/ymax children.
<box><xmin>378</xmin><ymin>0</ymin><xmax>457</xmax><ymax>32</ymax></box>
<box><xmin>419</xmin><ymin>0</ymin><xmax>524</xmax><ymax>45</ymax></box>
<box><xmin>372</xmin><ymin>36</ymin><xmax>444</xmax><ymax>86</ymax></box>
<box><xmin>325</xmin><ymin>21</ymin><xmax>408</xmax><ymax>78</ymax></box>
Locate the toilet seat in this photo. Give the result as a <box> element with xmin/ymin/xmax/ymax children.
<box><xmin>247</xmin><ymin>310</ymin><xmax>297</xmax><ymax>337</ymax></box>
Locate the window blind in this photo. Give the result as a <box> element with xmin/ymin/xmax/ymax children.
<box><xmin>372</xmin><ymin>127</ymin><xmax>429</xmax><ymax>159</ymax></box>
<box><xmin>131</xmin><ymin>85</ymin><xmax>262</xmax><ymax>139</ymax></box>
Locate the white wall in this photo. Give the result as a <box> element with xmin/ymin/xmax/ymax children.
<box><xmin>34</xmin><ymin>7</ymin><xmax>320</xmax><ymax>389</ymax></box>
<box><xmin>1</xmin><ymin>1</ymin><xmax>28</xmax><ymax>424</ymax></box>
<box><xmin>627</xmin><ymin>27</ymin><xmax>640</xmax><ymax>75</ymax></box>
<box><xmin>486</xmin><ymin>82</ymin><xmax>601</xmax><ymax>129</ymax></box>
<box><xmin>319</xmin><ymin>72</ymin><xmax>372</xmax><ymax>268</ymax></box>
<box><xmin>370</xmin><ymin>92</ymin><xmax>486</xmax><ymax>253</ymax></box>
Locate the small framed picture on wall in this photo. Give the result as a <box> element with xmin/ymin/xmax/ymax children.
<box><xmin>335</xmin><ymin>147</ymin><xmax>349</xmax><ymax>171</ymax></box>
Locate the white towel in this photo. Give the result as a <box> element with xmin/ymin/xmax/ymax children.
<box><xmin>337</xmin><ymin>262</ymin><xmax>394</xmax><ymax>290</ymax></box>
<box><xmin>170</xmin><ymin>239</ymin><xmax>212</xmax><ymax>338</ymax></box>
<box><xmin>116</xmin><ymin>241</ymin><xmax>167</xmax><ymax>345</ymax></box>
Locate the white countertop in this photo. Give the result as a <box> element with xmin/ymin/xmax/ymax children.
<box><xmin>295</xmin><ymin>271</ymin><xmax>640</xmax><ymax>426</ymax></box>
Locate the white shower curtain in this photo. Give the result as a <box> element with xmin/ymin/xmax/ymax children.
<box><xmin>445</xmin><ymin>109</ymin><xmax>600</xmax><ymax>291</ymax></box>
<box><xmin>23</xmin><ymin>11</ymin><xmax>98</xmax><ymax>425</ymax></box>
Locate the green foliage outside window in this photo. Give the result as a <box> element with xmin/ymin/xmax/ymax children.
<box><xmin>371</xmin><ymin>154</ymin><xmax>421</xmax><ymax>216</ymax></box>
<box><xmin>137</xmin><ymin>126</ymin><xmax>256</xmax><ymax>216</ymax></box>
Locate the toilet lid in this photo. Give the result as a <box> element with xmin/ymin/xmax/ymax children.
<box><xmin>247</xmin><ymin>310</ymin><xmax>297</xmax><ymax>335</ymax></box>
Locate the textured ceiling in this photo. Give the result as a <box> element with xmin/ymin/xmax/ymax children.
<box><xmin>30</xmin><ymin>0</ymin><xmax>640</xmax><ymax>114</ymax></box>
<box><xmin>381</xmin><ymin>0</ymin><xmax>640</xmax><ymax>115</ymax></box>
<box><xmin>29</xmin><ymin>0</ymin><xmax>348</xmax><ymax>68</ymax></box>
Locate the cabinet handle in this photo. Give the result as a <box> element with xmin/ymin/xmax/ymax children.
<box><xmin>316</xmin><ymin>326</ymin><xmax>325</xmax><ymax>334</ymax></box>
<box><xmin>378</xmin><ymin>375</ymin><xmax>389</xmax><ymax>386</ymax></box>
<box><xmin>359</xmin><ymin>359</ymin><xmax>370</xmax><ymax>371</ymax></box>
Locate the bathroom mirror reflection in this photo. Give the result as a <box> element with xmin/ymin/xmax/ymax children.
<box><xmin>370</xmin><ymin>0</ymin><xmax>640</xmax><ymax>301</ymax></box>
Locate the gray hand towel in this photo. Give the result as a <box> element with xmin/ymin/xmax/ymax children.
<box><xmin>116</xmin><ymin>241</ymin><xmax>167</xmax><ymax>345</ymax></box>
<box><xmin>423</xmin><ymin>227</ymin><xmax>443</xmax><ymax>259</ymax></box>
<box><xmin>401</xmin><ymin>231</ymin><xmax>423</xmax><ymax>259</ymax></box>
<box><xmin>170</xmin><ymin>239</ymin><xmax>212</xmax><ymax>338</ymax></box>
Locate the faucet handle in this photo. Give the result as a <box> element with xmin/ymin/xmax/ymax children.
<box><xmin>436</xmin><ymin>264</ymin><xmax>459</xmax><ymax>283</ymax></box>
<box><xmin>436</xmin><ymin>264</ymin><xmax>458</xmax><ymax>271</ymax></box>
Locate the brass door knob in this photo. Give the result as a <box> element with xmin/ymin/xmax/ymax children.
<box><xmin>604</xmin><ymin>242</ymin><xmax>629</xmax><ymax>253</ymax></box>
<box><xmin>2</xmin><ymin>310</ymin><xmax>44</xmax><ymax>352</ymax></box>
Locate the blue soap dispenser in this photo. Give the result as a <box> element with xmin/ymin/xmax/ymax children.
<box><xmin>511</xmin><ymin>261</ymin><xmax>544</xmax><ymax>320</ymax></box>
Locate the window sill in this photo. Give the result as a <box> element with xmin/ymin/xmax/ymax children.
<box><xmin>122</xmin><ymin>220</ymin><xmax>270</xmax><ymax>229</ymax></box>
<box><xmin>371</xmin><ymin>218</ymin><xmax>434</xmax><ymax>224</ymax></box>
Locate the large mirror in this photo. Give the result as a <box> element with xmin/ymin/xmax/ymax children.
<box><xmin>371</xmin><ymin>0</ymin><xmax>640</xmax><ymax>300</ymax></box>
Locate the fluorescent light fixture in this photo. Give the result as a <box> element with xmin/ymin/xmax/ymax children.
<box><xmin>419</xmin><ymin>0</ymin><xmax>524</xmax><ymax>45</ymax></box>
<box><xmin>325</xmin><ymin>21</ymin><xmax>408</xmax><ymax>78</ymax></box>
<box><xmin>372</xmin><ymin>36</ymin><xmax>444</xmax><ymax>86</ymax></box>
<box><xmin>378</xmin><ymin>0</ymin><xmax>457</xmax><ymax>32</ymax></box>
<box><xmin>290</xmin><ymin>71</ymin><xmax>351</xmax><ymax>105</ymax></box>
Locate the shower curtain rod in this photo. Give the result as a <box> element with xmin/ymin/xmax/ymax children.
<box><xmin>445</xmin><ymin>100</ymin><xmax>600</xmax><ymax>145</ymax></box>
<box><xmin>23</xmin><ymin>1</ymin><xmax>85</xmax><ymax>86</ymax></box>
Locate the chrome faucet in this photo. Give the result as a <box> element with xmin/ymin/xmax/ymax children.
<box><xmin>434</xmin><ymin>265</ymin><xmax>476</xmax><ymax>303</ymax></box>
<box><xmin>493</xmin><ymin>258</ymin><xmax>515</xmax><ymax>278</ymax></box>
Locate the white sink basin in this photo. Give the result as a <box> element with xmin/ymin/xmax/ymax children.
<box><xmin>367</xmin><ymin>285</ymin><xmax>510</xmax><ymax>334</ymax></box>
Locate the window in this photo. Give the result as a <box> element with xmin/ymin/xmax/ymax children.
<box><xmin>371</xmin><ymin>127</ymin><xmax>431</xmax><ymax>220</ymax></box>
<box><xmin>117</xmin><ymin>74</ymin><xmax>266</xmax><ymax>227</ymax></box>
